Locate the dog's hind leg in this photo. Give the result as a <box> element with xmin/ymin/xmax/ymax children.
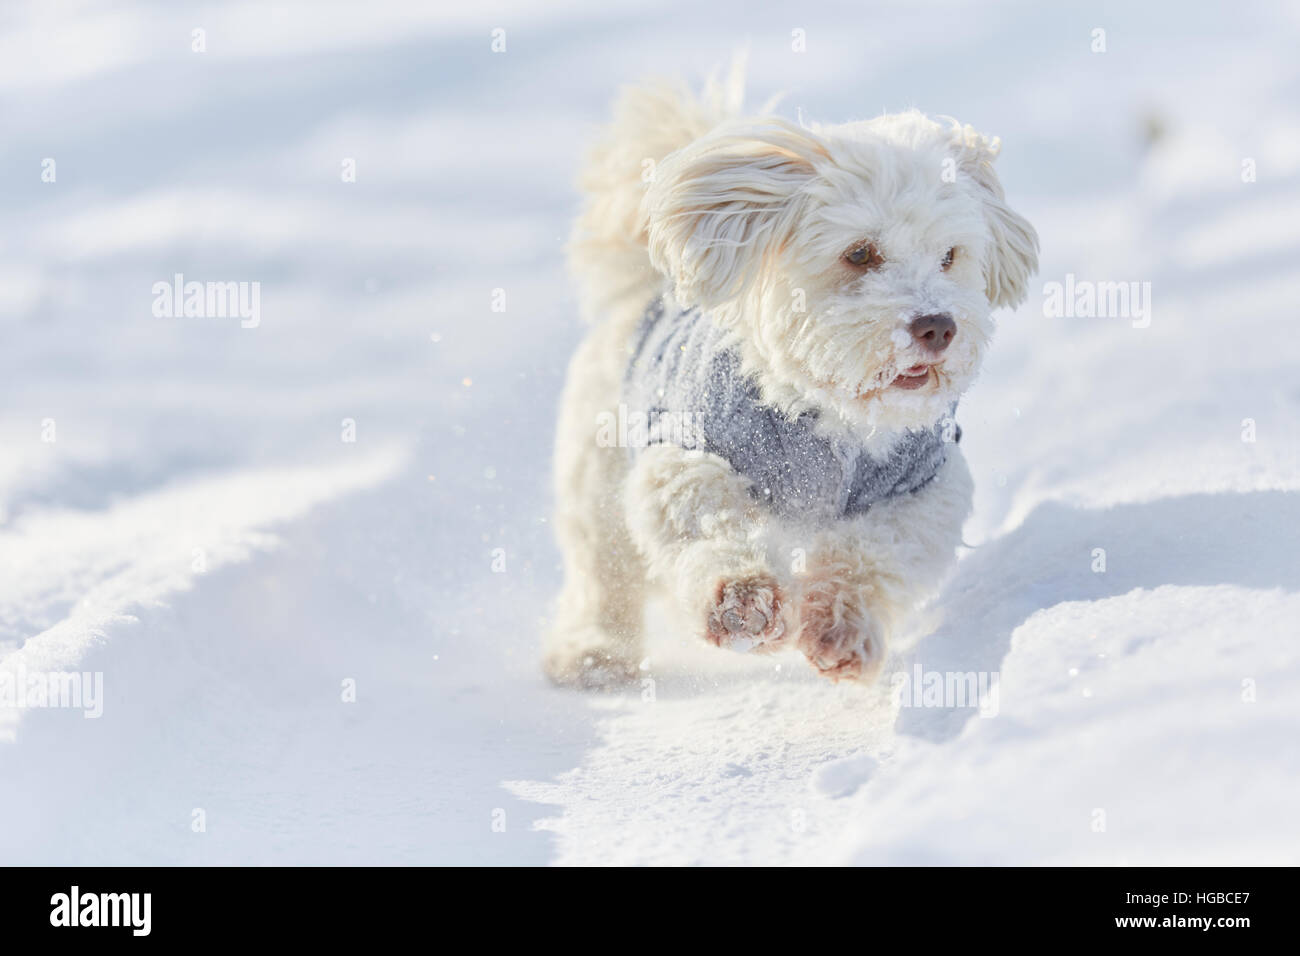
<box><xmin>544</xmin><ymin>329</ymin><xmax>648</xmax><ymax>689</ymax></box>
<box><xmin>624</xmin><ymin>445</ymin><xmax>788</xmax><ymax>653</ymax></box>
<box><xmin>544</xmin><ymin>495</ymin><xmax>647</xmax><ymax>688</ymax></box>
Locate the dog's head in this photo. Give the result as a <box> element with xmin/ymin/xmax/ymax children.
<box><xmin>643</xmin><ymin>110</ymin><xmax>1037</xmax><ymax>432</ymax></box>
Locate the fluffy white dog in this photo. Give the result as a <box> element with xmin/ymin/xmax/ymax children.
<box><xmin>545</xmin><ymin>66</ymin><xmax>1037</xmax><ymax>687</ymax></box>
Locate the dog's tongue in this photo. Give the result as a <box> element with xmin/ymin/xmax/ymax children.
<box><xmin>891</xmin><ymin>365</ymin><xmax>930</xmax><ymax>390</ymax></box>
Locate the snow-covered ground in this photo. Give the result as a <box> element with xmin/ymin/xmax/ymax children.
<box><xmin>2</xmin><ymin>0</ymin><xmax>1298</xmax><ymax>865</ymax></box>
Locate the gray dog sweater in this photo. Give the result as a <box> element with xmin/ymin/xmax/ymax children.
<box><xmin>623</xmin><ymin>298</ymin><xmax>957</xmax><ymax>519</ymax></box>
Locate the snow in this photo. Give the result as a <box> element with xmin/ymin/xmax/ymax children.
<box><xmin>2</xmin><ymin>0</ymin><xmax>1299</xmax><ymax>865</ymax></box>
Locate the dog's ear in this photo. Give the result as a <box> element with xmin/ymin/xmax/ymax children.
<box><xmin>643</xmin><ymin>119</ymin><xmax>825</xmax><ymax>310</ymax></box>
<box><xmin>949</xmin><ymin>123</ymin><xmax>1039</xmax><ymax>309</ymax></box>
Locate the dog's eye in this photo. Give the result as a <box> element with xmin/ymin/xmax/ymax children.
<box><xmin>843</xmin><ymin>242</ymin><xmax>884</xmax><ymax>271</ymax></box>
<box><xmin>941</xmin><ymin>247</ymin><xmax>957</xmax><ymax>271</ymax></box>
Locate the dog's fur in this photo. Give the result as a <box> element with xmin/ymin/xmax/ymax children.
<box><xmin>545</xmin><ymin>66</ymin><xmax>1037</xmax><ymax>687</ymax></box>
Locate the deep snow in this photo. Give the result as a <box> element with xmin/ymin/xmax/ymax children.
<box><xmin>1</xmin><ymin>0</ymin><xmax>1298</xmax><ymax>865</ymax></box>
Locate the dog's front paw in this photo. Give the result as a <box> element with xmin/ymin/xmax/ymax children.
<box><xmin>797</xmin><ymin>586</ymin><xmax>885</xmax><ymax>682</ymax></box>
<box><xmin>705</xmin><ymin>575</ymin><xmax>785</xmax><ymax>652</ymax></box>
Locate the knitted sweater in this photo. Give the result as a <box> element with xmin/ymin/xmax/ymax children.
<box><xmin>623</xmin><ymin>298</ymin><xmax>957</xmax><ymax>519</ymax></box>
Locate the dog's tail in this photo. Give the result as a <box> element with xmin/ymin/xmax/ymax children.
<box><xmin>568</xmin><ymin>57</ymin><xmax>750</xmax><ymax>323</ymax></box>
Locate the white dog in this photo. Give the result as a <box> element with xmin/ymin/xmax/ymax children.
<box><xmin>545</xmin><ymin>66</ymin><xmax>1037</xmax><ymax>687</ymax></box>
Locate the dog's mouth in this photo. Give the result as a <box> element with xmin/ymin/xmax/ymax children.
<box><xmin>850</xmin><ymin>362</ymin><xmax>944</xmax><ymax>398</ymax></box>
<box><xmin>889</xmin><ymin>363</ymin><xmax>938</xmax><ymax>390</ymax></box>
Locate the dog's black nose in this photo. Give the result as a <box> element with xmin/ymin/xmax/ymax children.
<box><xmin>909</xmin><ymin>313</ymin><xmax>956</xmax><ymax>354</ymax></box>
